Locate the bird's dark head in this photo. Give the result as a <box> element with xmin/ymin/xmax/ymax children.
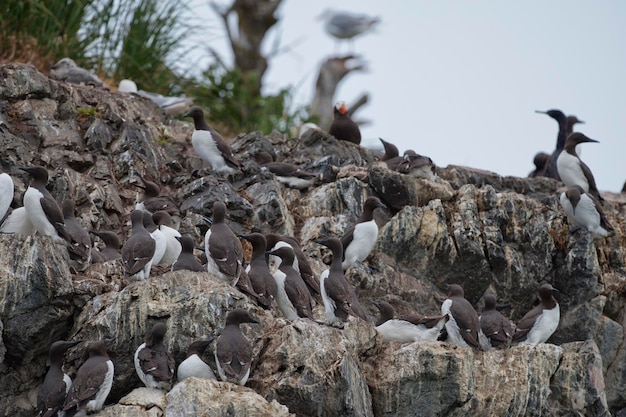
<box><xmin>565</xmin><ymin>132</ymin><xmax>599</xmax><ymax>148</ymax></box>
<box><xmin>226</xmin><ymin>308</ymin><xmax>259</xmax><ymax>326</ymax></box>
<box><xmin>535</xmin><ymin>109</ymin><xmax>566</xmax><ymax>122</ymax></box>
<box><xmin>20</xmin><ymin>166</ymin><xmax>49</xmax><ymax>183</ymax></box>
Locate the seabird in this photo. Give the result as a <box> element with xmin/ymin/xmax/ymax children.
<box><xmin>341</xmin><ymin>196</ymin><xmax>386</xmax><ymax>270</ymax></box>
<box><xmin>204</xmin><ymin>202</ymin><xmax>244</xmax><ymax>285</ymax></box>
<box><xmin>62</xmin><ymin>199</ymin><xmax>92</xmax><ymax>271</ymax></box>
<box><xmin>20</xmin><ymin>166</ymin><xmax>70</xmax><ymax>243</ymax></box>
<box><xmin>183</xmin><ymin>107</ymin><xmax>242</xmax><ymax>175</ymax></box>
<box><xmin>440</xmin><ymin>284</ymin><xmax>484</xmax><ymax>350</ymax></box>
<box><xmin>215</xmin><ymin>309</ymin><xmax>258</xmax><ymax>386</ymax></box>
<box><xmin>62</xmin><ymin>340</ymin><xmax>114</xmax><ymax>415</ymax></box>
<box><xmin>266</xmin><ymin>246</ymin><xmax>314</xmax><ymax>320</ymax></box>
<box><xmin>513</xmin><ymin>283</ymin><xmax>560</xmax><ymax>345</ymax></box>
<box><xmin>298</xmin><ymin>122</ymin><xmax>320</xmax><ymax>139</ymax></box>
<box><xmin>118</xmin><ymin>79</ymin><xmax>193</xmax><ymax>115</ymax></box>
<box><xmin>315</xmin><ymin>237</ymin><xmax>369</xmax><ymax>324</ymax></box>
<box><xmin>535</xmin><ymin>109</ymin><xmax>567</xmax><ymax>180</ymax></box>
<box><xmin>528</xmin><ymin>152</ymin><xmax>550</xmax><ymax>178</ymax></box>
<box><xmin>556</xmin><ymin>132</ymin><xmax>604</xmax><ymax>203</ymax></box>
<box><xmin>49</xmin><ymin>58</ymin><xmax>105</xmax><ymax>88</ymax></box>
<box><xmin>177</xmin><ymin>338</ymin><xmax>216</xmax><ymax>382</ymax></box>
<box><xmin>89</xmin><ymin>230</ymin><xmax>121</xmax><ymax>263</ymax></box>
<box><xmin>0</xmin><ymin>206</ymin><xmax>35</xmax><ymax>235</ymax></box>
<box><xmin>479</xmin><ymin>293</ymin><xmax>513</xmax><ymax>349</ymax></box>
<box><xmin>373</xmin><ymin>301</ymin><xmax>448</xmax><ymax>343</ymax></box>
<box><xmin>0</xmin><ymin>172</ymin><xmax>14</xmax><ymax>222</ymax></box>
<box><xmin>319</xmin><ymin>9</ymin><xmax>380</xmax><ymax>51</ymax></box>
<box><xmin>37</xmin><ymin>340</ymin><xmax>82</xmax><ymax>417</ymax></box>
<box><xmin>559</xmin><ymin>185</ymin><xmax>614</xmax><ymax>238</ymax></box>
<box><xmin>265</xmin><ymin>233</ymin><xmax>321</xmax><ymax>303</ymax></box>
<box><xmin>254</xmin><ymin>151</ymin><xmax>318</xmax><ymax>189</ymax></box>
<box><xmin>152</xmin><ymin>211</ymin><xmax>182</xmax><ymax>265</ymax></box>
<box><xmin>134</xmin><ymin>322</ymin><xmax>175</xmax><ymax>390</ymax></box>
<box><xmin>379</xmin><ymin>138</ymin><xmax>404</xmax><ymax>171</ymax></box>
<box><xmin>134</xmin><ymin>174</ymin><xmax>180</xmax><ymax>227</ymax></box>
<box><xmin>144</xmin><ymin>211</ymin><xmax>166</xmax><ymax>267</ymax></box>
<box><xmin>329</xmin><ymin>101</ymin><xmax>361</xmax><ymax>145</ymax></box>
<box><xmin>396</xmin><ymin>150</ymin><xmax>436</xmax><ymax>180</ymax></box>
<box><xmin>172</xmin><ymin>235</ymin><xmax>205</xmax><ymax>272</ymax></box>
<box><xmin>121</xmin><ymin>210</ymin><xmax>156</xmax><ymax>281</ymax></box>
<box><xmin>566</xmin><ymin>115</ymin><xmax>585</xmax><ymax>136</ymax></box>
<box><xmin>240</xmin><ymin>233</ymin><xmax>277</xmax><ymax>309</ymax></box>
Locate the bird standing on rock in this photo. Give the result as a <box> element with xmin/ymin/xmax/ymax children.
<box><xmin>177</xmin><ymin>338</ymin><xmax>216</xmax><ymax>382</ymax></box>
<box><xmin>37</xmin><ymin>340</ymin><xmax>82</xmax><ymax>417</ymax></box>
<box><xmin>240</xmin><ymin>233</ymin><xmax>277</xmax><ymax>309</ymax></box>
<box><xmin>341</xmin><ymin>196</ymin><xmax>386</xmax><ymax>270</ymax></box>
<box><xmin>121</xmin><ymin>210</ymin><xmax>156</xmax><ymax>281</ymax></box>
<box><xmin>329</xmin><ymin>101</ymin><xmax>361</xmax><ymax>145</ymax></box>
<box><xmin>215</xmin><ymin>309</ymin><xmax>258</xmax><ymax>386</ymax></box>
<box><xmin>479</xmin><ymin>293</ymin><xmax>513</xmax><ymax>349</ymax></box>
<box><xmin>556</xmin><ymin>132</ymin><xmax>604</xmax><ymax>203</ymax></box>
<box><xmin>513</xmin><ymin>283</ymin><xmax>560</xmax><ymax>346</ymax></box>
<box><xmin>373</xmin><ymin>301</ymin><xmax>448</xmax><ymax>343</ymax></box>
<box><xmin>134</xmin><ymin>322</ymin><xmax>175</xmax><ymax>390</ymax></box>
<box><xmin>266</xmin><ymin>245</ymin><xmax>314</xmax><ymax>320</ymax></box>
<box><xmin>172</xmin><ymin>235</ymin><xmax>205</xmax><ymax>272</ymax></box>
<box><xmin>183</xmin><ymin>106</ymin><xmax>241</xmax><ymax>175</ymax></box>
<box><xmin>559</xmin><ymin>185</ymin><xmax>613</xmax><ymax>238</ymax></box>
<box><xmin>440</xmin><ymin>284</ymin><xmax>486</xmax><ymax>350</ymax></box>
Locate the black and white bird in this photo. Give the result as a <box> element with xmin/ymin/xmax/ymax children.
<box><xmin>556</xmin><ymin>132</ymin><xmax>604</xmax><ymax>203</ymax></box>
<box><xmin>183</xmin><ymin>107</ymin><xmax>241</xmax><ymax>175</ymax></box>
<box><xmin>513</xmin><ymin>283</ymin><xmax>560</xmax><ymax>346</ymax></box>
<box><xmin>535</xmin><ymin>109</ymin><xmax>568</xmax><ymax>180</ymax></box>
<box><xmin>62</xmin><ymin>341</ymin><xmax>114</xmax><ymax>416</ymax></box>
<box><xmin>143</xmin><ymin>211</ymin><xmax>166</xmax><ymax>267</ymax></box>
<box><xmin>152</xmin><ymin>211</ymin><xmax>181</xmax><ymax>265</ymax></box>
<box><xmin>379</xmin><ymin>138</ymin><xmax>404</xmax><ymax>171</ymax></box>
<box><xmin>118</xmin><ymin>79</ymin><xmax>193</xmax><ymax>115</ymax></box>
<box><xmin>329</xmin><ymin>101</ymin><xmax>361</xmax><ymax>145</ymax></box>
<box><xmin>341</xmin><ymin>196</ymin><xmax>386</xmax><ymax>270</ymax></box>
<box><xmin>204</xmin><ymin>202</ymin><xmax>244</xmax><ymax>285</ymax></box>
<box><xmin>121</xmin><ymin>210</ymin><xmax>156</xmax><ymax>281</ymax></box>
<box><xmin>266</xmin><ymin>246</ymin><xmax>314</xmax><ymax>320</ymax></box>
<box><xmin>215</xmin><ymin>309</ymin><xmax>258</xmax><ymax>386</ymax></box>
<box><xmin>172</xmin><ymin>235</ymin><xmax>205</xmax><ymax>272</ymax></box>
<box><xmin>396</xmin><ymin>150</ymin><xmax>436</xmax><ymax>180</ymax></box>
<box><xmin>240</xmin><ymin>233</ymin><xmax>277</xmax><ymax>309</ymax></box>
<box><xmin>0</xmin><ymin>172</ymin><xmax>14</xmax><ymax>223</ymax></box>
<box><xmin>62</xmin><ymin>199</ymin><xmax>92</xmax><ymax>272</ymax></box>
<box><xmin>0</xmin><ymin>207</ymin><xmax>35</xmax><ymax>235</ymax></box>
<box><xmin>134</xmin><ymin>322</ymin><xmax>175</xmax><ymax>390</ymax></box>
<box><xmin>560</xmin><ymin>185</ymin><xmax>614</xmax><ymax>238</ymax></box>
<box><xmin>49</xmin><ymin>57</ymin><xmax>106</xmax><ymax>88</ymax></box>
<box><xmin>373</xmin><ymin>301</ymin><xmax>448</xmax><ymax>343</ymax></box>
<box><xmin>479</xmin><ymin>293</ymin><xmax>514</xmax><ymax>349</ymax></box>
<box><xmin>254</xmin><ymin>151</ymin><xmax>318</xmax><ymax>189</ymax></box>
<box><xmin>20</xmin><ymin>166</ymin><xmax>70</xmax><ymax>243</ymax></box>
<box><xmin>177</xmin><ymin>338</ymin><xmax>216</xmax><ymax>382</ymax></box>
<box><xmin>89</xmin><ymin>230</ymin><xmax>121</xmax><ymax>263</ymax></box>
<box><xmin>37</xmin><ymin>340</ymin><xmax>82</xmax><ymax>417</ymax></box>
<box><xmin>440</xmin><ymin>284</ymin><xmax>485</xmax><ymax>350</ymax></box>
<box><xmin>134</xmin><ymin>174</ymin><xmax>181</xmax><ymax>228</ymax></box>
<box><xmin>315</xmin><ymin>237</ymin><xmax>369</xmax><ymax>325</ymax></box>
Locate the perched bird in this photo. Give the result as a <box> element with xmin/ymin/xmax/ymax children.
<box><xmin>373</xmin><ymin>301</ymin><xmax>448</xmax><ymax>343</ymax></box>
<box><xmin>254</xmin><ymin>151</ymin><xmax>318</xmax><ymax>189</ymax></box>
<box><xmin>379</xmin><ymin>138</ymin><xmax>404</xmax><ymax>171</ymax></box>
<box><xmin>89</xmin><ymin>230</ymin><xmax>121</xmax><ymax>263</ymax></box>
<box><xmin>329</xmin><ymin>101</ymin><xmax>361</xmax><ymax>145</ymax></box>
<box><xmin>513</xmin><ymin>283</ymin><xmax>560</xmax><ymax>345</ymax></box>
<box><xmin>479</xmin><ymin>293</ymin><xmax>514</xmax><ymax>349</ymax></box>
<box><xmin>143</xmin><ymin>211</ymin><xmax>166</xmax><ymax>267</ymax></box>
<box><xmin>0</xmin><ymin>206</ymin><xmax>35</xmax><ymax>235</ymax></box>
<box><xmin>528</xmin><ymin>152</ymin><xmax>550</xmax><ymax>178</ymax></box>
<box><xmin>121</xmin><ymin>210</ymin><xmax>156</xmax><ymax>281</ymax></box>
<box><xmin>315</xmin><ymin>237</ymin><xmax>369</xmax><ymax>324</ymax></box>
<box><xmin>21</xmin><ymin>166</ymin><xmax>70</xmax><ymax>243</ymax></box>
<box><xmin>266</xmin><ymin>246</ymin><xmax>314</xmax><ymax>320</ymax></box>
<box><xmin>265</xmin><ymin>233</ymin><xmax>321</xmax><ymax>303</ymax></box>
<box><xmin>153</xmin><ymin>211</ymin><xmax>181</xmax><ymax>265</ymax></box>
<box><xmin>215</xmin><ymin>309</ymin><xmax>258</xmax><ymax>386</ymax></box>
<box><xmin>440</xmin><ymin>284</ymin><xmax>484</xmax><ymax>350</ymax></box>
<box><xmin>62</xmin><ymin>341</ymin><xmax>114</xmax><ymax>415</ymax></box>
<box><xmin>183</xmin><ymin>107</ymin><xmax>242</xmax><ymax>174</ymax></box>
<box><xmin>37</xmin><ymin>340</ymin><xmax>82</xmax><ymax>417</ymax></box>
<box><xmin>535</xmin><ymin>109</ymin><xmax>568</xmax><ymax>180</ymax></box>
<box><xmin>341</xmin><ymin>196</ymin><xmax>386</xmax><ymax>270</ymax></box>
<box><xmin>556</xmin><ymin>132</ymin><xmax>604</xmax><ymax>203</ymax></box>
<box><xmin>240</xmin><ymin>233</ymin><xmax>277</xmax><ymax>309</ymax></box>
<box><xmin>559</xmin><ymin>185</ymin><xmax>614</xmax><ymax>238</ymax></box>
<box><xmin>134</xmin><ymin>322</ymin><xmax>175</xmax><ymax>390</ymax></box>
<box><xmin>177</xmin><ymin>338</ymin><xmax>216</xmax><ymax>382</ymax></box>
<box><xmin>396</xmin><ymin>150</ymin><xmax>436</xmax><ymax>180</ymax></box>
<box><xmin>49</xmin><ymin>58</ymin><xmax>106</xmax><ymax>87</ymax></box>
<box><xmin>134</xmin><ymin>174</ymin><xmax>180</xmax><ymax>228</ymax></box>
<box><xmin>172</xmin><ymin>235</ymin><xmax>205</xmax><ymax>272</ymax></box>
<box><xmin>319</xmin><ymin>9</ymin><xmax>380</xmax><ymax>51</ymax></box>
<box><xmin>118</xmin><ymin>79</ymin><xmax>193</xmax><ymax>115</ymax></box>
<box><xmin>204</xmin><ymin>202</ymin><xmax>244</xmax><ymax>285</ymax></box>
<box><xmin>0</xmin><ymin>172</ymin><xmax>14</xmax><ymax>222</ymax></box>
<box><xmin>62</xmin><ymin>199</ymin><xmax>92</xmax><ymax>271</ymax></box>
<box><xmin>566</xmin><ymin>115</ymin><xmax>585</xmax><ymax>136</ymax></box>
<box><xmin>298</xmin><ymin>122</ymin><xmax>320</xmax><ymax>139</ymax></box>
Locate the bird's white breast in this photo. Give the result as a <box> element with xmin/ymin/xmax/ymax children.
<box><xmin>86</xmin><ymin>360</ymin><xmax>114</xmax><ymax>412</ymax></box>
<box><xmin>273</xmin><ymin>269</ymin><xmax>299</xmax><ymax>320</ymax></box>
<box><xmin>0</xmin><ymin>173</ymin><xmax>14</xmax><ymax>221</ymax></box>
<box><xmin>23</xmin><ymin>187</ymin><xmax>58</xmax><ymax>238</ymax></box>
<box><xmin>319</xmin><ymin>269</ymin><xmax>338</xmax><ymax>324</ymax></box>
<box><xmin>191</xmin><ymin>130</ymin><xmax>235</xmax><ymax>173</ymax></box>
<box><xmin>557</xmin><ymin>152</ymin><xmax>588</xmax><ymax>191</ymax></box>
<box><xmin>177</xmin><ymin>354</ymin><xmax>216</xmax><ymax>382</ymax></box>
<box><xmin>343</xmin><ymin>220</ymin><xmax>378</xmax><ymax>268</ymax></box>
<box><xmin>521</xmin><ymin>305</ymin><xmax>560</xmax><ymax>345</ymax></box>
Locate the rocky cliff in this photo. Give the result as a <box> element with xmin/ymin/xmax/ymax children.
<box><xmin>0</xmin><ymin>62</ymin><xmax>625</xmax><ymax>417</ymax></box>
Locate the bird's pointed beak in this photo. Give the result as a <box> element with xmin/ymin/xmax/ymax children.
<box><xmin>535</xmin><ymin>110</ymin><xmax>547</xmax><ymax>114</ymax></box>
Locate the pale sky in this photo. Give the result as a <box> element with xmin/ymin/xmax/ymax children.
<box><xmin>189</xmin><ymin>1</ymin><xmax>626</xmax><ymax>193</ymax></box>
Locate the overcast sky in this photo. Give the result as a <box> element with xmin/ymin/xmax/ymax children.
<box><xmin>190</xmin><ymin>1</ymin><xmax>626</xmax><ymax>193</ymax></box>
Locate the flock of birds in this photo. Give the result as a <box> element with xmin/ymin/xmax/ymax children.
<box><xmin>3</xmin><ymin>10</ymin><xmax>612</xmax><ymax>415</ymax></box>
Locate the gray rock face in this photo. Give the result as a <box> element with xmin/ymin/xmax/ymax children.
<box><xmin>0</xmin><ymin>62</ymin><xmax>624</xmax><ymax>416</ymax></box>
